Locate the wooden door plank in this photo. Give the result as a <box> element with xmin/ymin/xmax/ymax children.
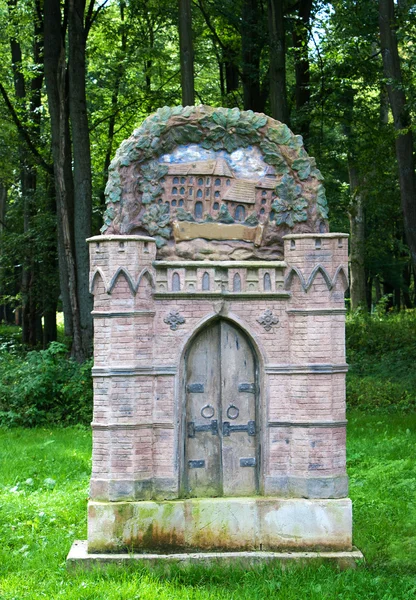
<box><xmin>185</xmin><ymin>322</ymin><xmax>222</xmax><ymax>497</ymax></box>
<box><xmin>220</xmin><ymin>321</ymin><xmax>258</xmax><ymax>496</ymax></box>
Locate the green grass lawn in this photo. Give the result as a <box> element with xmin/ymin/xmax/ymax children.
<box><xmin>0</xmin><ymin>412</ymin><xmax>415</xmax><ymax>599</ymax></box>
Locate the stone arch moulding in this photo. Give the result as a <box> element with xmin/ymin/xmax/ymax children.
<box><xmin>284</xmin><ymin>264</ymin><xmax>349</xmax><ymax>292</ymax></box>
<box><xmin>89</xmin><ymin>268</ymin><xmax>108</xmax><ymax>294</ymax></box>
<box><xmin>107</xmin><ymin>266</ymin><xmax>156</xmax><ymax>295</ymax></box>
<box><xmin>178</xmin><ymin>311</ymin><xmax>267</xmax><ymax>375</ymax></box>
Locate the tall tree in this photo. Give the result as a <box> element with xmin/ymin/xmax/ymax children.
<box><xmin>68</xmin><ymin>0</ymin><xmax>93</xmax><ymax>355</ymax></box>
<box><xmin>178</xmin><ymin>0</ymin><xmax>195</xmax><ymax>105</ymax></box>
<box><xmin>241</xmin><ymin>0</ymin><xmax>267</xmax><ymax>111</ymax></box>
<box><xmin>379</xmin><ymin>0</ymin><xmax>416</xmax><ymax>270</ymax></box>
<box><xmin>44</xmin><ymin>0</ymin><xmax>85</xmax><ymax>360</ymax></box>
<box><xmin>292</xmin><ymin>0</ymin><xmax>313</xmax><ymax>141</ymax></box>
<box><xmin>268</xmin><ymin>0</ymin><xmax>288</xmax><ymax>123</ymax></box>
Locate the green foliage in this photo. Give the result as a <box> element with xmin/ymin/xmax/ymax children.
<box><xmin>0</xmin><ymin>341</ymin><xmax>93</xmax><ymax>427</ymax></box>
<box><xmin>270</xmin><ymin>174</ymin><xmax>308</xmax><ymax>227</ymax></box>
<box><xmin>176</xmin><ymin>207</ymin><xmax>195</xmax><ymax>222</ymax></box>
<box><xmin>244</xmin><ymin>211</ymin><xmax>259</xmax><ymax>226</ymax></box>
<box><xmin>346</xmin><ymin>310</ymin><xmax>416</xmax><ymax>412</ymax></box>
<box><xmin>141</xmin><ymin>203</ymin><xmax>172</xmax><ymax>247</ymax></box>
<box><xmin>216</xmin><ymin>203</ymin><xmax>234</xmax><ymax>224</ymax></box>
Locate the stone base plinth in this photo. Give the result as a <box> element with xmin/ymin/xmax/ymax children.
<box><xmin>68</xmin><ymin>540</ymin><xmax>363</xmax><ymax>571</ymax></box>
<box><xmin>88</xmin><ymin>497</ymin><xmax>353</xmax><ymax>553</ymax></box>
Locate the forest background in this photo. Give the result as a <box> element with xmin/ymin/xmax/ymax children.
<box><xmin>0</xmin><ymin>0</ymin><xmax>416</xmax><ymax>364</ymax></box>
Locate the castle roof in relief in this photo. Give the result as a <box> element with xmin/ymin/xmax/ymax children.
<box><xmin>168</xmin><ymin>158</ymin><xmax>234</xmax><ymax>178</ymax></box>
<box><xmin>222</xmin><ymin>180</ymin><xmax>256</xmax><ymax>204</ymax></box>
<box><xmin>102</xmin><ymin>105</ymin><xmax>329</xmax><ymax>261</ymax></box>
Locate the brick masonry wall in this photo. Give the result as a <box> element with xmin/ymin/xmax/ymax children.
<box><xmin>88</xmin><ymin>233</ymin><xmax>349</xmax><ymax>501</ymax></box>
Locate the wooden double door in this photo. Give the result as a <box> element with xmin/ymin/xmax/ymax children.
<box><xmin>183</xmin><ymin>320</ymin><xmax>259</xmax><ymax>497</ymax></box>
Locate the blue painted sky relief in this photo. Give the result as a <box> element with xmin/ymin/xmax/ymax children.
<box><xmin>160</xmin><ymin>145</ymin><xmax>268</xmax><ymax>180</ymax></box>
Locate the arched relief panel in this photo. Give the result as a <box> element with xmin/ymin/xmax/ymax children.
<box><xmin>233</xmin><ymin>273</ymin><xmax>242</xmax><ymax>292</ymax></box>
<box><xmin>90</xmin><ymin>270</ymin><xmax>109</xmax><ymax>310</ymax></box>
<box><xmin>172</xmin><ymin>272</ymin><xmax>181</xmax><ymax>292</ymax></box>
<box><xmin>333</xmin><ymin>266</ymin><xmax>349</xmax><ymax>291</ymax></box>
<box><xmin>108</xmin><ymin>267</ymin><xmax>136</xmax><ymax>295</ymax></box>
<box><xmin>168</xmin><ymin>268</ymin><xmax>185</xmax><ymax>292</ymax></box>
<box><xmin>264</xmin><ymin>272</ymin><xmax>272</xmax><ymax>292</ymax></box>
<box><xmin>108</xmin><ymin>269</ymin><xmax>136</xmax><ymax>310</ymax></box>
<box><xmin>134</xmin><ymin>273</ymin><xmax>154</xmax><ymax>308</ymax></box>
<box><xmin>331</xmin><ymin>267</ymin><xmax>349</xmax><ymax>304</ymax></box>
<box><xmin>202</xmin><ymin>272</ymin><xmax>210</xmax><ymax>291</ymax></box>
<box><xmin>90</xmin><ymin>268</ymin><xmax>108</xmax><ymax>294</ymax></box>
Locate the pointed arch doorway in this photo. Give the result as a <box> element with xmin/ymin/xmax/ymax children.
<box><xmin>183</xmin><ymin>320</ymin><xmax>259</xmax><ymax>498</ymax></box>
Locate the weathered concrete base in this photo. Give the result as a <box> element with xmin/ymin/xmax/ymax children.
<box><xmin>88</xmin><ymin>497</ymin><xmax>353</xmax><ymax>553</ymax></box>
<box><xmin>68</xmin><ymin>540</ymin><xmax>363</xmax><ymax>571</ymax></box>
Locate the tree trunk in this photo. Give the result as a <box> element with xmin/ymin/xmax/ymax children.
<box><xmin>68</xmin><ymin>0</ymin><xmax>93</xmax><ymax>357</ymax></box>
<box><xmin>268</xmin><ymin>0</ymin><xmax>288</xmax><ymax>123</ymax></box>
<box><xmin>44</xmin><ymin>0</ymin><xmax>84</xmax><ymax>360</ymax></box>
<box><xmin>241</xmin><ymin>0</ymin><xmax>264</xmax><ymax>112</ymax></box>
<box><xmin>100</xmin><ymin>0</ymin><xmax>127</xmax><ymax>212</ymax></box>
<box><xmin>379</xmin><ymin>0</ymin><xmax>416</xmax><ymax>269</ymax></box>
<box><xmin>292</xmin><ymin>0</ymin><xmax>312</xmax><ymax>142</ymax></box>
<box><xmin>8</xmin><ymin>0</ymin><xmax>36</xmax><ymax>345</ymax></box>
<box><xmin>348</xmin><ymin>165</ymin><xmax>367</xmax><ymax>310</ymax></box>
<box><xmin>178</xmin><ymin>0</ymin><xmax>195</xmax><ymax>105</ymax></box>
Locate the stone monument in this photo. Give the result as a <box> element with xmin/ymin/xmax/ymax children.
<box><xmin>68</xmin><ymin>106</ymin><xmax>362</xmax><ymax>567</ymax></box>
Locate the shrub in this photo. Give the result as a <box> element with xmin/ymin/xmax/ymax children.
<box><xmin>346</xmin><ymin>309</ymin><xmax>416</xmax><ymax>413</ymax></box>
<box><xmin>0</xmin><ymin>342</ymin><xmax>93</xmax><ymax>427</ymax></box>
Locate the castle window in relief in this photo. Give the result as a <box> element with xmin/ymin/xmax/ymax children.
<box><xmin>213</xmin><ymin>202</ymin><xmax>219</xmax><ymax>210</ymax></box>
<box><xmin>165</xmin><ymin>201</ymin><xmax>170</xmax><ymax>213</ymax></box>
<box><xmin>261</xmin><ymin>198</ymin><xmax>267</xmax><ymax>205</ymax></box>
<box><xmin>264</xmin><ymin>272</ymin><xmax>272</xmax><ymax>291</ymax></box>
<box><xmin>189</xmin><ymin>188</ymin><xmax>193</xmax><ymax>196</ymax></box>
<box><xmin>206</xmin><ymin>177</ymin><xmax>210</xmax><ymax>185</ymax></box>
<box><xmin>172</xmin><ymin>187</ymin><xmax>177</xmax><ymax>195</ymax></box>
<box><xmin>198</xmin><ymin>177</ymin><xmax>203</xmax><ymax>185</ymax></box>
<box><xmin>235</xmin><ymin>205</ymin><xmax>246</xmax><ymax>222</ymax></box>
<box><xmin>215</xmin><ymin>178</ymin><xmax>221</xmax><ymax>186</ymax></box>
<box><xmin>171</xmin><ymin>199</ymin><xmax>177</xmax><ymax>207</ymax></box>
<box><xmin>233</xmin><ymin>273</ymin><xmax>242</xmax><ymax>292</ymax></box>
<box><xmin>180</xmin><ymin>177</ymin><xmax>186</xmax><ymax>184</ymax></box>
<box><xmin>178</xmin><ymin>199</ymin><xmax>184</xmax><ymax>207</ymax></box>
<box><xmin>226</xmin><ymin>179</ymin><xmax>231</xmax><ymax>186</ymax></box>
<box><xmin>196</xmin><ymin>189</ymin><xmax>203</xmax><ymax>198</ymax></box>
<box><xmin>173</xmin><ymin>176</ymin><xmax>179</xmax><ymax>184</ymax></box>
<box><xmin>202</xmin><ymin>272</ymin><xmax>210</xmax><ymax>291</ymax></box>
<box><xmin>172</xmin><ymin>272</ymin><xmax>181</xmax><ymax>291</ymax></box>
<box><xmin>195</xmin><ymin>201</ymin><xmax>203</xmax><ymax>219</ymax></box>
<box><xmin>215</xmin><ymin>191</ymin><xmax>220</xmax><ymax>198</ymax></box>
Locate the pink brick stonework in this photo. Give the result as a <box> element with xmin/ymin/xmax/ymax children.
<box><xmin>87</xmin><ymin>233</ymin><xmax>349</xmax><ymax>503</ymax></box>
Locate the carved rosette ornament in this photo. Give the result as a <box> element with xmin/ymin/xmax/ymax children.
<box><xmin>164</xmin><ymin>310</ymin><xmax>185</xmax><ymax>331</ymax></box>
<box><xmin>257</xmin><ymin>309</ymin><xmax>279</xmax><ymax>331</ymax></box>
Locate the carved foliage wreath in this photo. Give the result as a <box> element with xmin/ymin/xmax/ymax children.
<box><xmin>102</xmin><ymin>106</ymin><xmax>328</xmax><ymax>247</ymax></box>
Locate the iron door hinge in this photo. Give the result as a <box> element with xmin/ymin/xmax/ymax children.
<box><xmin>187</xmin><ymin>419</ymin><xmax>218</xmax><ymax>438</ymax></box>
<box><xmin>223</xmin><ymin>420</ymin><xmax>256</xmax><ymax>436</ymax></box>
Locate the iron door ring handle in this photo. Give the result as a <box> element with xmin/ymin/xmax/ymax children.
<box><xmin>226</xmin><ymin>404</ymin><xmax>239</xmax><ymax>420</ymax></box>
